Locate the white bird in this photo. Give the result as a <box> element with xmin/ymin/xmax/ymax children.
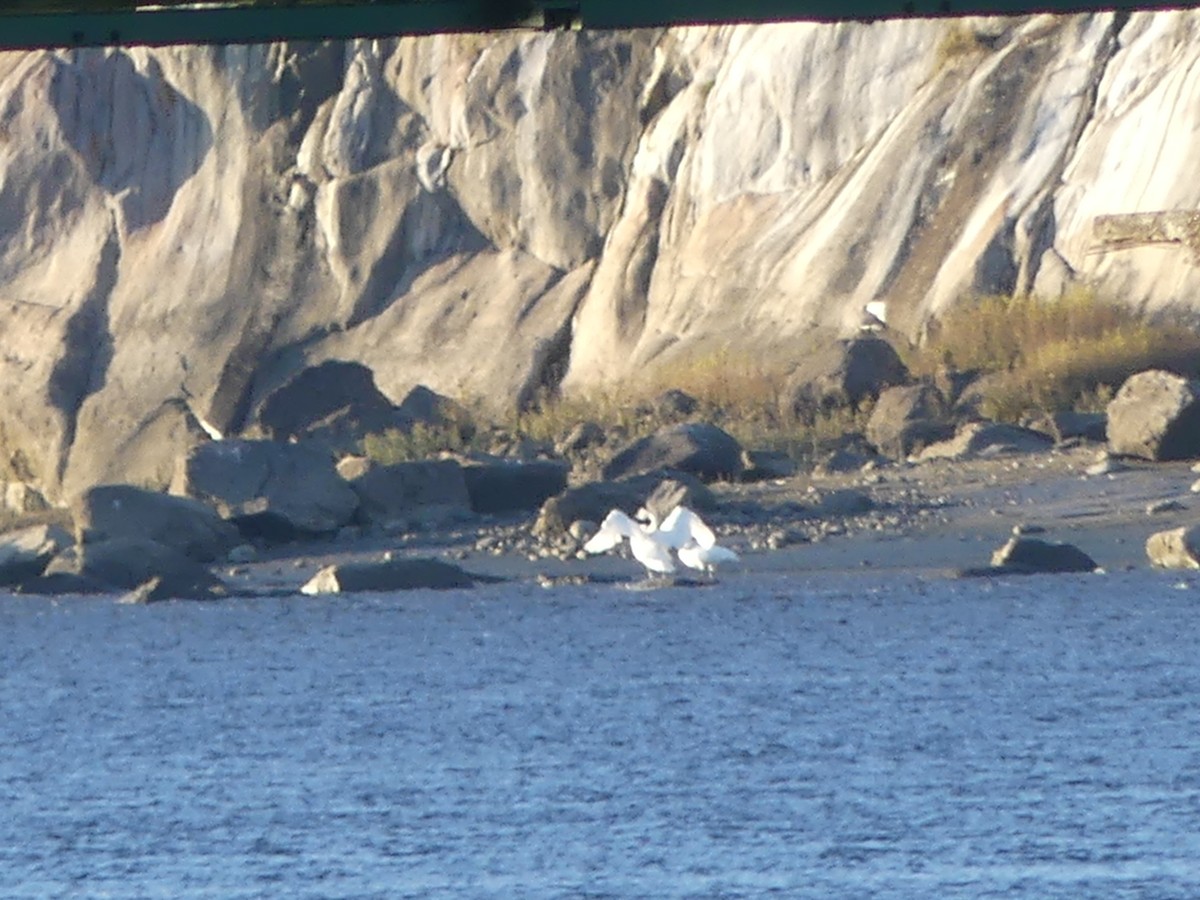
<box><xmin>677</xmin><ymin>539</ymin><xmax>741</xmax><ymax>577</ymax></box>
<box><xmin>583</xmin><ymin>509</ymin><xmax>676</xmax><ymax>576</ymax></box>
<box><xmin>642</xmin><ymin>505</ymin><xmax>740</xmax><ymax>577</ymax></box>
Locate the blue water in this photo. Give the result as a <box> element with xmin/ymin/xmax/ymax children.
<box><xmin>3</xmin><ymin>570</ymin><xmax>1200</xmax><ymax>898</ymax></box>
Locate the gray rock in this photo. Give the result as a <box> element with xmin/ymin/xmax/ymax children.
<box><xmin>602</xmin><ymin>422</ymin><xmax>744</xmax><ymax>483</ymax></box>
<box><xmin>636</xmin><ymin>389</ymin><xmax>699</xmax><ymax>421</ymax></box>
<box><xmin>782</xmin><ymin>336</ymin><xmax>910</xmax><ymax>415</ymax></box>
<box><xmin>739</xmin><ymin>449</ymin><xmax>799</xmax><ymax>482</ymax></box>
<box><xmin>73</xmin><ymin>483</ymin><xmax>239</xmax><ymax>562</ymax></box>
<box><xmin>341</xmin><ymin>458</ymin><xmax>471</xmax><ymax>529</ymax></box>
<box><xmin>1085</xmin><ymin>453</ymin><xmax>1127</xmax><ymax>477</ymax></box>
<box><xmin>812</xmin><ymin>489</ymin><xmax>874</xmax><ymax>517</ymax></box>
<box><xmin>395</xmin><ymin>385</ymin><xmax>474</xmax><ymax>432</ymax></box>
<box><xmin>460</xmin><ymin>456</ymin><xmax>570</xmax><ymax>515</ymax></box>
<box><xmin>533</xmin><ymin>480</ymin><xmax>647</xmax><ymax>540</ymax></box>
<box><xmin>13</xmin><ymin>572</ymin><xmax>114</xmax><ymax>596</ymax></box>
<box><xmin>866</xmin><ymin>383</ymin><xmax>953</xmax><ymax>460</ymax></box>
<box><xmin>255</xmin><ymin>360</ymin><xmax>412</xmax><ymax>453</ymax></box>
<box><xmin>641</xmin><ymin>475</ymin><xmax>717</xmax><ymax>518</ymax></box>
<box><xmin>1028</xmin><ymin>410</ymin><xmax>1107</xmax><ymax>444</ymax></box>
<box><xmin>118</xmin><ymin>575</ymin><xmax>225</xmax><ymax>604</ymax></box>
<box><xmin>916</xmin><ymin>421</ymin><xmax>1054</xmax><ymax>462</ymax></box>
<box><xmin>813</xmin><ymin>433</ymin><xmax>884</xmax><ymax>475</ymax></box>
<box><xmin>1146</xmin><ymin>525</ymin><xmax>1200</xmax><ymax>569</ymax></box>
<box><xmin>533</xmin><ymin>472</ymin><xmax>714</xmax><ymax>540</ymax></box>
<box><xmin>987</xmin><ymin>536</ymin><xmax>1098</xmax><ymax>574</ymax></box>
<box><xmin>45</xmin><ymin>537</ymin><xmax>229</xmax><ymax>599</ymax></box>
<box><xmin>172</xmin><ymin>440</ymin><xmax>359</xmax><ymax>541</ymax></box>
<box><xmin>0</xmin><ymin>523</ymin><xmax>74</xmax><ymax>585</ymax></box>
<box><xmin>300</xmin><ymin>557</ymin><xmax>484</xmax><ymax>594</ymax></box>
<box><xmin>1106</xmin><ymin>369</ymin><xmax>1200</xmax><ymax>461</ymax></box>
<box><xmin>555</xmin><ymin>421</ymin><xmax>606</xmax><ymax>456</ymax></box>
<box><xmin>227</xmin><ymin>543</ymin><xmax>258</xmax><ymax>563</ymax></box>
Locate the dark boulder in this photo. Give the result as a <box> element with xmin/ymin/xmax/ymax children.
<box><xmin>256</xmin><ymin>360</ymin><xmax>413</xmax><ymax>453</ymax></box>
<box><xmin>865</xmin><ymin>383</ymin><xmax>953</xmax><ymax>459</ymax></box>
<box><xmin>532</xmin><ymin>473</ymin><xmax>714</xmax><ymax>540</ymax></box>
<box><xmin>602</xmin><ymin>422</ymin><xmax>744</xmax><ymax>483</ymax></box>
<box><xmin>0</xmin><ymin>523</ymin><xmax>73</xmax><ymax>585</ymax></box>
<box><xmin>555</xmin><ymin>421</ymin><xmax>606</xmax><ymax>456</ymax></box>
<box><xmin>813</xmin><ymin>433</ymin><xmax>883</xmax><ymax>475</ymax></box>
<box><xmin>300</xmin><ymin>557</ymin><xmax>486</xmax><ymax>593</ymax></box>
<box><xmin>396</xmin><ymin>385</ymin><xmax>474</xmax><ymax>433</ymax></box>
<box><xmin>738</xmin><ymin>449</ymin><xmax>799</xmax><ymax>482</ymax></box>
<box><xmin>915</xmin><ymin>421</ymin><xmax>1054</xmax><ymax>461</ymax></box>
<box><xmin>533</xmin><ymin>480</ymin><xmax>648</xmax><ymax>540</ymax></box>
<box><xmin>338</xmin><ymin>457</ymin><xmax>472</xmax><ymax>529</ymax></box>
<box><xmin>459</xmin><ymin>456</ymin><xmax>569</xmax><ymax>514</ymax></box>
<box><xmin>782</xmin><ymin>335</ymin><xmax>910</xmax><ymax>414</ymax></box>
<box><xmin>1028</xmin><ymin>410</ymin><xmax>1107</xmax><ymax>444</ymax></box>
<box><xmin>72</xmin><ymin>483</ymin><xmax>239</xmax><ymax>562</ymax></box>
<box><xmin>172</xmin><ymin>440</ymin><xmax>359</xmax><ymax>541</ymax></box>
<box><xmin>961</xmin><ymin>536</ymin><xmax>1098</xmax><ymax>576</ymax></box>
<box><xmin>13</xmin><ymin>572</ymin><xmax>114</xmax><ymax>596</ymax></box>
<box><xmin>634</xmin><ymin>388</ymin><xmax>699</xmax><ymax>421</ymax></box>
<box><xmin>45</xmin><ymin>537</ymin><xmax>229</xmax><ymax>599</ymax></box>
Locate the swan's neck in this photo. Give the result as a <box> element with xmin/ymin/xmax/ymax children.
<box><xmin>637</xmin><ymin>510</ymin><xmax>660</xmax><ymax>533</ymax></box>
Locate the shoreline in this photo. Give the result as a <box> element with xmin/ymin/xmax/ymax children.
<box><xmin>216</xmin><ymin>443</ymin><xmax>1200</xmax><ymax>597</ymax></box>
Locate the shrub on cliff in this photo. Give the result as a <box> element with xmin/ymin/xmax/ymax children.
<box><xmin>911</xmin><ymin>289</ymin><xmax>1200</xmax><ymax>421</ymax></box>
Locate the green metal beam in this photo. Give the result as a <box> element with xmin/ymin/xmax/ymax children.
<box><xmin>0</xmin><ymin>0</ymin><xmax>1189</xmax><ymax>51</ymax></box>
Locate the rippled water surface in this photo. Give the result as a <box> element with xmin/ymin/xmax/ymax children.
<box><xmin>4</xmin><ymin>570</ymin><xmax>1200</xmax><ymax>898</ymax></box>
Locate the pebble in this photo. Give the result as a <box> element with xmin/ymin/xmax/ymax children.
<box><xmin>1085</xmin><ymin>456</ymin><xmax>1125</xmax><ymax>477</ymax></box>
<box><xmin>227</xmin><ymin>544</ymin><xmax>257</xmax><ymax>564</ymax></box>
<box><xmin>1011</xmin><ymin>523</ymin><xmax>1045</xmax><ymax>536</ymax></box>
<box><xmin>1147</xmin><ymin>498</ymin><xmax>1186</xmax><ymax>515</ymax></box>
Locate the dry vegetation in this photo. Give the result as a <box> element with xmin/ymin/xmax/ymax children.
<box><xmin>933</xmin><ymin>21</ymin><xmax>989</xmax><ymax>71</ymax></box>
<box><xmin>909</xmin><ymin>289</ymin><xmax>1200</xmax><ymax>421</ymax></box>
<box><xmin>362</xmin><ymin>289</ymin><xmax>1200</xmax><ymax>467</ymax></box>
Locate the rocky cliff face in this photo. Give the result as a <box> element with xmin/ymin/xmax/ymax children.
<box><xmin>1</xmin><ymin>13</ymin><xmax>1198</xmax><ymax>502</ymax></box>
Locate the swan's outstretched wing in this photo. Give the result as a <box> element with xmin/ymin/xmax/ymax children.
<box><xmin>583</xmin><ymin>509</ymin><xmax>636</xmax><ymax>554</ymax></box>
<box><xmin>658</xmin><ymin>505</ymin><xmax>716</xmax><ymax>549</ymax></box>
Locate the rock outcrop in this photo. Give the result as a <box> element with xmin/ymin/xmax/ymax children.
<box><xmin>172</xmin><ymin>440</ymin><xmax>359</xmax><ymax>539</ymax></box>
<box><xmin>1106</xmin><ymin>369</ymin><xmax>1200</xmax><ymax>461</ymax></box>
<box><xmin>1145</xmin><ymin>525</ymin><xmax>1200</xmax><ymax>569</ymax></box>
<box><xmin>3</xmin><ymin>14</ymin><xmax>1200</xmax><ymax>501</ymax></box>
<box><xmin>72</xmin><ymin>483</ymin><xmax>240</xmax><ymax>562</ymax></box>
<box><xmin>602</xmin><ymin>422</ymin><xmax>744</xmax><ymax>482</ymax></box>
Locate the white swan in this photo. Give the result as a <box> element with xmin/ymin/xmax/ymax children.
<box><xmin>639</xmin><ymin>505</ymin><xmax>740</xmax><ymax>577</ymax></box>
<box><xmin>583</xmin><ymin>509</ymin><xmax>676</xmax><ymax>576</ymax></box>
<box><xmin>676</xmin><ymin>539</ymin><xmax>741</xmax><ymax>577</ymax></box>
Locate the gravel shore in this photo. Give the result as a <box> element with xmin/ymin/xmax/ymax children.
<box><xmin>220</xmin><ymin>443</ymin><xmax>1200</xmax><ymax>595</ymax></box>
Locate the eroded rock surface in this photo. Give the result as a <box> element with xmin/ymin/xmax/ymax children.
<box><xmin>2</xmin><ymin>16</ymin><xmax>1200</xmax><ymax>501</ymax></box>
